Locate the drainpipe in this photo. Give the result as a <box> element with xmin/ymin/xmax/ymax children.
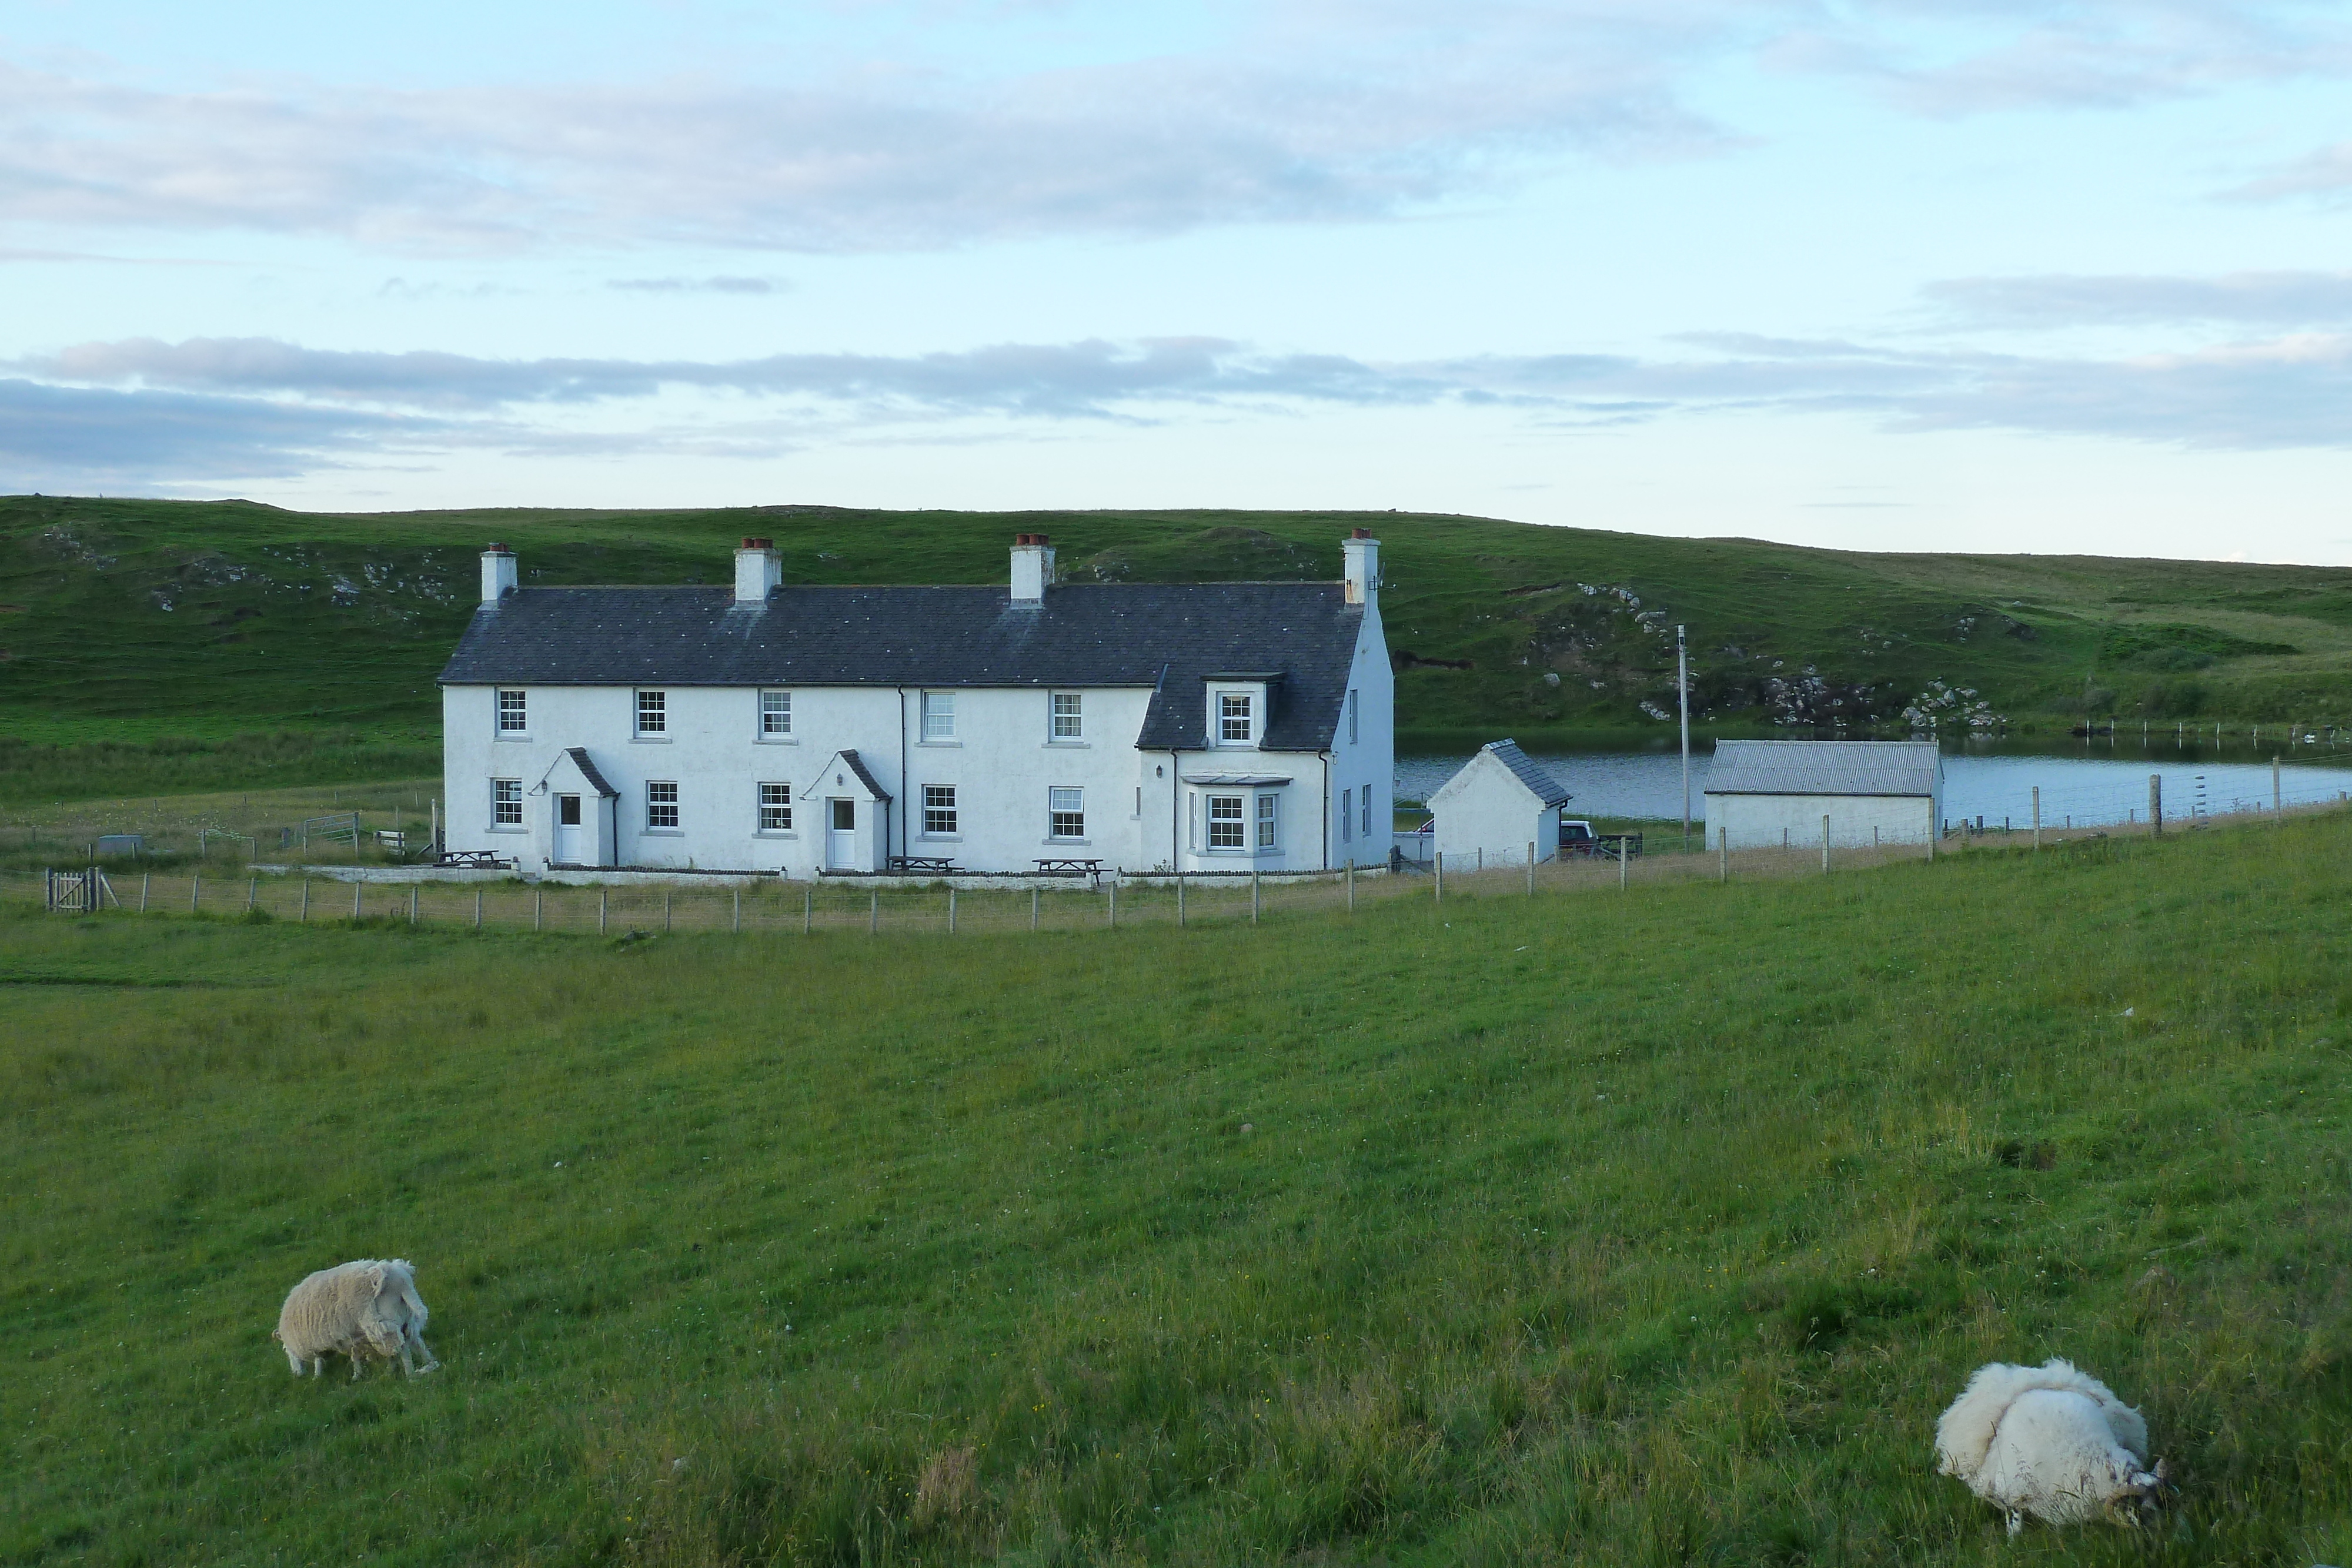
<box><xmin>1319</xmin><ymin>750</ymin><xmax>1332</xmax><ymax>870</ymax></box>
<box><xmin>897</xmin><ymin>684</ymin><xmax>909</xmax><ymax>864</ymax></box>
<box><xmin>1168</xmin><ymin>750</ymin><xmax>1181</xmax><ymax>871</ymax></box>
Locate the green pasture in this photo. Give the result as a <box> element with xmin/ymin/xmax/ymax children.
<box><xmin>10</xmin><ymin>494</ymin><xmax>2352</xmax><ymax>805</ymax></box>
<box><xmin>4</xmin><ymin>810</ymin><xmax>2348</xmax><ymax>1566</ymax></box>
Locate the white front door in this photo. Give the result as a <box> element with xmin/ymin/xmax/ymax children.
<box><xmin>554</xmin><ymin>794</ymin><xmax>583</xmax><ymax>864</ymax></box>
<box><xmin>827</xmin><ymin>798</ymin><xmax>857</xmax><ymax>870</ymax></box>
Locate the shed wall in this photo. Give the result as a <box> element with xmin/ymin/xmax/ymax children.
<box><xmin>1705</xmin><ymin>792</ymin><xmax>1936</xmax><ymax>851</ymax></box>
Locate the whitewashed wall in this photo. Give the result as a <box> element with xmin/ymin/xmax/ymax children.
<box><xmin>1429</xmin><ymin>751</ymin><xmax>1558</xmax><ymax>868</ymax></box>
<box><xmin>1705</xmin><ymin>792</ymin><xmax>1937</xmax><ymax>850</ymax></box>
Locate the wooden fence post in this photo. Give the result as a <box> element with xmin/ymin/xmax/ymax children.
<box><xmin>410</xmin><ymin>885</ymin><xmax>419</xmax><ymax>925</ymax></box>
<box><xmin>1526</xmin><ymin>840</ymin><xmax>1535</xmax><ymax>895</ymax></box>
<box><xmin>1718</xmin><ymin>827</ymin><xmax>1727</xmax><ymax>882</ymax></box>
<box><xmin>663</xmin><ymin>891</ymin><xmax>671</xmax><ymax>932</ymax></box>
<box><xmin>804</xmin><ymin>884</ymin><xmax>813</xmax><ymax>935</ymax></box>
<box><xmin>2274</xmin><ymin>756</ymin><xmax>2283</xmax><ymax>819</ymax></box>
<box><xmin>1251</xmin><ymin>869</ymin><xmax>1261</xmax><ymax>924</ymax></box>
<box><xmin>869</xmin><ymin>888</ymin><xmax>878</xmax><ymax>935</ymax></box>
<box><xmin>733</xmin><ymin>888</ymin><xmax>740</xmax><ymax>933</ymax></box>
<box><xmin>1107</xmin><ymin>879</ymin><xmax>1117</xmax><ymax>928</ymax></box>
<box><xmin>248</xmin><ymin>877</ymin><xmax>257</xmax><ymax>912</ymax></box>
<box><xmin>1435</xmin><ymin>851</ymin><xmax>1444</xmax><ymax>903</ymax></box>
<box><xmin>1345</xmin><ymin>861</ymin><xmax>1354</xmax><ymax>912</ymax></box>
<box><xmin>2032</xmin><ymin>786</ymin><xmax>2041</xmax><ymax>850</ymax></box>
<box><xmin>191</xmin><ymin>874</ymin><xmax>201</xmax><ymax>914</ymax></box>
<box><xmin>300</xmin><ymin>880</ymin><xmax>309</xmax><ymax>922</ymax></box>
<box><xmin>599</xmin><ymin>887</ymin><xmax>608</xmax><ymax>935</ymax></box>
<box><xmin>1618</xmin><ymin>843</ymin><xmax>1628</xmax><ymax>890</ymax></box>
<box><xmin>537</xmin><ymin>888</ymin><xmax>546</xmax><ymax>931</ymax></box>
<box><xmin>353</xmin><ymin>880</ymin><xmax>363</xmax><ymax>920</ymax></box>
<box><xmin>2150</xmin><ymin>774</ymin><xmax>2163</xmax><ymax>837</ymax></box>
<box><xmin>474</xmin><ymin>889</ymin><xmax>483</xmax><ymax>930</ymax></box>
<box><xmin>139</xmin><ymin>872</ymin><xmax>151</xmax><ymax>913</ymax></box>
<box><xmin>1031</xmin><ymin>886</ymin><xmax>1040</xmax><ymax>932</ymax></box>
<box><xmin>1178</xmin><ymin>872</ymin><xmax>1187</xmax><ymax>927</ymax></box>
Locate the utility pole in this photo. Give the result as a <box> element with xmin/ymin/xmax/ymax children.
<box><xmin>1678</xmin><ymin>623</ymin><xmax>1691</xmax><ymax>855</ymax></box>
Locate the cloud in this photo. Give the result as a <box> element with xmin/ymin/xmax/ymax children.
<box><xmin>609</xmin><ymin>275</ymin><xmax>787</xmax><ymax>294</ymax></box>
<box><xmin>7</xmin><ymin>4</ymin><xmax>2340</xmax><ymax>255</ymax></box>
<box><xmin>19</xmin><ymin>327</ymin><xmax>2352</xmax><ymax>476</ymax></box>
<box><xmin>2224</xmin><ymin>140</ymin><xmax>2352</xmax><ymax>204</ymax></box>
<box><xmin>1924</xmin><ymin>271</ymin><xmax>2352</xmax><ymax>328</ymax></box>
<box><xmin>1767</xmin><ymin>1</ymin><xmax>2352</xmax><ymax>116</ymax></box>
<box><xmin>0</xmin><ymin>377</ymin><xmax>442</xmax><ymax>483</ymax></box>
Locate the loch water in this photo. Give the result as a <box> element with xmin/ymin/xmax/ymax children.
<box><xmin>1396</xmin><ymin>732</ymin><xmax>2352</xmax><ymax>830</ymax></box>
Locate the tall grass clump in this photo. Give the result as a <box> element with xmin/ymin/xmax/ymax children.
<box><xmin>2</xmin><ymin>814</ymin><xmax>2348</xmax><ymax>1565</ymax></box>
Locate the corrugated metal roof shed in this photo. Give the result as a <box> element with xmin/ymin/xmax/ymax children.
<box><xmin>1481</xmin><ymin>740</ymin><xmax>1575</xmax><ymax>807</ymax></box>
<box><xmin>1704</xmin><ymin>740</ymin><xmax>1940</xmax><ymax>798</ymax></box>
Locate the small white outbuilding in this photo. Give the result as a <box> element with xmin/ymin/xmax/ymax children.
<box><xmin>1703</xmin><ymin>739</ymin><xmax>1942</xmax><ymax>850</ymax></box>
<box><xmin>1429</xmin><ymin>740</ymin><xmax>1575</xmax><ymax>868</ymax></box>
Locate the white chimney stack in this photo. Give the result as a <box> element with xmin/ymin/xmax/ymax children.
<box><xmin>1010</xmin><ymin>532</ymin><xmax>1055</xmax><ymax>603</ymax></box>
<box><xmin>734</xmin><ymin>536</ymin><xmax>781</xmax><ymax>604</ymax></box>
<box><xmin>480</xmin><ymin>543</ymin><xmax>517</xmax><ymax>604</ymax></box>
<box><xmin>1342</xmin><ymin>529</ymin><xmax>1379</xmax><ymax>606</ymax></box>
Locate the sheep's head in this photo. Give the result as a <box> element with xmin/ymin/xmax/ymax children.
<box><xmin>2106</xmin><ymin>1459</ymin><xmax>2173</xmax><ymax>1527</ymax></box>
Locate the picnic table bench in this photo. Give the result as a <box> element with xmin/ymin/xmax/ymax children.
<box><xmin>435</xmin><ymin>850</ymin><xmax>513</xmax><ymax>870</ymax></box>
<box><xmin>887</xmin><ymin>855</ymin><xmax>960</xmax><ymax>874</ymax></box>
<box><xmin>1033</xmin><ymin>857</ymin><xmax>1104</xmax><ymax>877</ymax></box>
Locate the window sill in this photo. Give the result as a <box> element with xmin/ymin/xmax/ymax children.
<box><xmin>632</xmin><ymin>734</ymin><xmax>672</xmax><ymax>744</ymax></box>
<box><xmin>487</xmin><ymin>825</ymin><xmax>529</xmax><ymax>834</ymax></box>
<box><xmin>754</xmin><ymin>735</ymin><xmax>799</xmax><ymax>744</ymax></box>
<box><xmin>920</xmin><ymin>833</ymin><xmax>964</xmax><ymax>843</ymax></box>
<box><xmin>1044</xmin><ymin>739</ymin><xmax>1090</xmax><ymax>748</ymax></box>
<box><xmin>917</xmin><ymin>738</ymin><xmax>962</xmax><ymax>747</ymax></box>
<box><xmin>640</xmin><ymin>828</ymin><xmax>684</xmax><ymax>837</ymax></box>
<box><xmin>755</xmin><ymin>830</ymin><xmax>800</xmax><ymax>840</ymax></box>
<box><xmin>1044</xmin><ymin>837</ymin><xmax>1092</xmax><ymax>847</ymax></box>
<box><xmin>493</xmin><ymin>733</ymin><xmax>532</xmax><ymax>742</ymax></box>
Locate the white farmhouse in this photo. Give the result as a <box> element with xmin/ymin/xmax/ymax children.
<box><xmin>1702</xmin><ymin>740</ymin><xmax>1942</xmax><ymax>850</ymax></box>
<box><xmin>1427</xmin><ymin>740</ymin><xmax>1573</xmax><ymax>868</ymax></box>
<box><xmin>437</xmin><ymin>531</ymin><xmax>1394</xmax><ymax>877</ymax></box>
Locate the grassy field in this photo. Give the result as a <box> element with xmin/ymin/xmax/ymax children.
<box><xmin>10</xmin><ymin>494</ymin><xmax>2352</xmax><ymax>803</ymax></box>
<box><xmin>4</xmin><ymin>809</ymin><xmax>2348</xmax><ymax>1566</ymax></box>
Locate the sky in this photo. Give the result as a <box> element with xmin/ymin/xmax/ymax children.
<box><xmin>4</xmin><ymin>0</ymin><xmax>2351</xmax><ymax>561</ymax></box>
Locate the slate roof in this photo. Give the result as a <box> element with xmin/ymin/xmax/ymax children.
<box><xmin>439</xmin><ymin>583</ymin><xmax>1366</xmax><ymax>751</ymax></box>
<box><xmin>561</xmin><ymin>746</ymin><xmax>618</xmax><ymax>798</ymax></box>
<box><xmin>833</xmin><ymin>749</ymin><xmax>891</xmax><ymax>803</ymax></box>
<box><xmin>1703</xmin><ymin>740</ymin><xmax>1941</xmax><ymax>798</ymax></box>
<box><xmin>1481</xmin><ymin>740</ymin><xmax>1575</xmax><ymax>807</ymax></box>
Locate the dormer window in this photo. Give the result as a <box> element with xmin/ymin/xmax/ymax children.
<box><xmin>1220</xmin><ymin>693</ymin><xmax>1252</xmax><ymax>743</ymax></box>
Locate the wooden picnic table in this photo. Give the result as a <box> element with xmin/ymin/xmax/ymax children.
<box><xmin>435</xmin><ymin>850</ymin><xmax>514</xmax><ymax>870</ymax></box>
<box><xmin>1033</xmin><ymin>857</ymin><xmax>1104</xmax><ymax>876</ymax></box>
<box><xmin>887</xmin><ymin>855</ymin><xmax>960</xmax><ymax>874</ymax></box>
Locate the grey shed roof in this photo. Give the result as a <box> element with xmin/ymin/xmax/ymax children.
<box><xmin>439</xmin><ymin>583</ymin><xmax>1364</xmax><ymax>752</ymax></box>
<box><xmin>1482</xmin><ymin>740</ymin><xmax>1574</xmax><ymax>807</ymax></box>
<box><xmin>1704</xmin><ymin>740</ymin><xmax>1941</xmax><ymax>798</ymax></box>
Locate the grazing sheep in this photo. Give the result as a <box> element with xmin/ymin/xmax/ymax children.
<box><xmin>1935</xmin><ymin>1358</ymin><xmax>2167</xmax><ymax>1533</ymax></box>
<box><xmin>273</xmin><ymin>1259</ymin><xmax>439</xmax><ymax>1379</ymax></box>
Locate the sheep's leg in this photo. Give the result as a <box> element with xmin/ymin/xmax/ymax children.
<box><xmin>285</xmin><ymin>1346</ymin><xmax>306</xmax><ymax>1375</ymax></box>
<box><xmin>309</xmin><ymin>1356</ymin><xmax>325</xmax><ymax>1377</ymax></box>
<box><xmin>410</xmin><ymin>1335</ymin><xmax>439</xmax><ymax>1375</ymax></box>
<box><xmin>2004</xmin><ymin>1511</ymin><xmax>2023</xmax><ymax>1537</ymax></box>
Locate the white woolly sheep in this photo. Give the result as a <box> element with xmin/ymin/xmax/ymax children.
<box><xmin>1935</xmin><ymin>1358</ymin><xmax>2167</xmax><ymax>1533</ymax></box>
<box><xmin>272</xmin><ymin>1259</ymin><xmax>439</xmax><ymax>1379</ymax></box>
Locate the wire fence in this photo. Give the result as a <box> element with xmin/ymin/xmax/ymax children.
<box><xmin>13</xmin><ymin>789</ymin><xmax>2342</xmax><ymax>938</ymax></box>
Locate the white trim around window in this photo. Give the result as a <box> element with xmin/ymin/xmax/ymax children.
<box><xmin>922</xmin><ymin>783</ymin><xmax>959</xmax><ymax>837</ymax></box>
<box><xmin>496</xmin><ymin>688</ymin><xmax>528</xmax><ymax>737</ymax></box>
<box><xmin>757</xmin><ymin>780</ymin><xmax>794</xmax><ymax>834</ymax></box>
<box><xmin>920</xmin><ymin>690</ymin><xmax>957</xmax><ymax>742</ymax></box>
<box><xmin>758</xmin><ymin>688</ymin><xmax>795</xmax><ymax>741</ymax></box>
<box><xmin>1049</xmin><ymin>691</ymin><xmax>1084</xmax><ymax>742</ymax></box>
<box><xmin>634</xmin><ymin>688</ymin><xmax>669</xmax><ymax>739</ymax></box>
<box><xmin>1048</xmin><ymin>785</ymin><xmax>1084</xmax><ymax>840</ymax></box>
<box><xmin>645</xmin><ymin>779</ymin><xmax>680</xmax><ymax>832</ymax></box>
<box><xmin>491</xmin><ymin>777</ymin><xmax>524</xmax><ymax>829</ymax></box>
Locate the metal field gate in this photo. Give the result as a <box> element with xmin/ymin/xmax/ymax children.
<box><xmin>46</xmin><ymin>867</ymin><xmax>115</xmax><ymax>913</ymax></box>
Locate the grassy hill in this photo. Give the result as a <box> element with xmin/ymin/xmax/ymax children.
<box><xmin>4</xmin><ymin>817</ymin><xmax>2348</xmax><ymax>1565</ymax></box>
<box><xmin>8</xmin><ymin>492</ymin><xmax>2352</xmax><ymax>800</ymax></box>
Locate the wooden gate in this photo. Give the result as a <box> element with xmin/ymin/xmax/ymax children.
<box><xmin>45</xmin><ymin>867</ymin><xmax>114</xmax><ymax>913</ymax></box>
